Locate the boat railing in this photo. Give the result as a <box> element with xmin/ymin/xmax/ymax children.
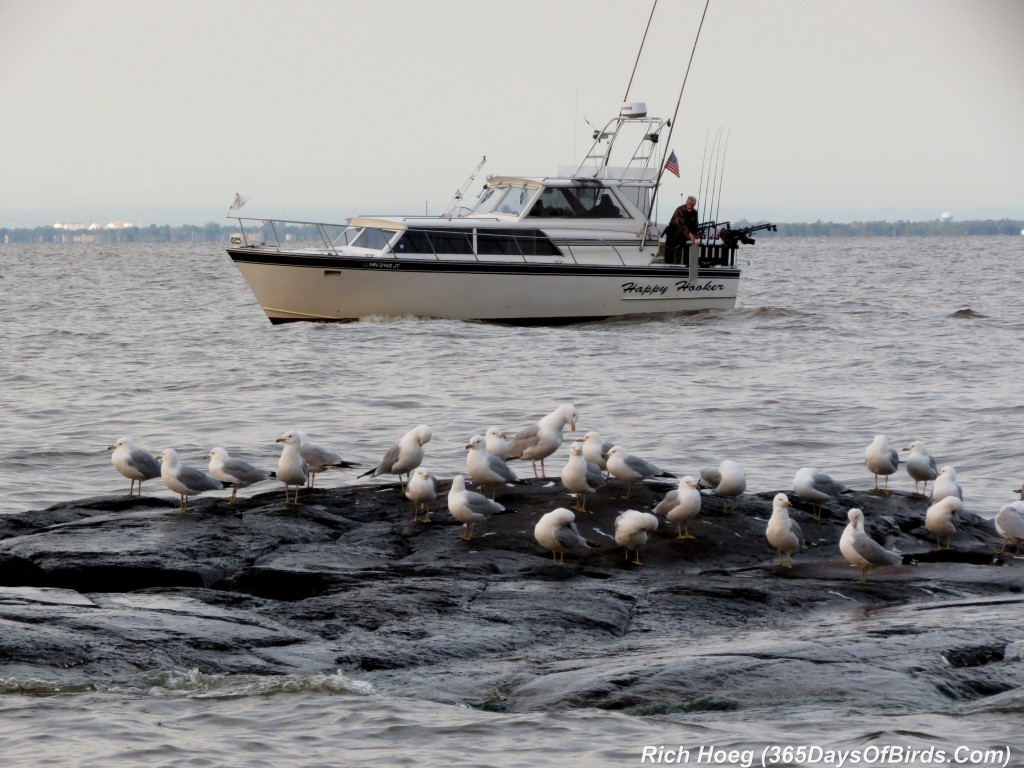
<box><xmin>229</xmin><ymin>216</ymin><xmax>663</xmax><ymax>266</ymax></box>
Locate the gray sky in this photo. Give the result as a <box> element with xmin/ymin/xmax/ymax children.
<box><xmin>3</xmin><ymin>0</ymin><xmax>1023</xmax><ymax>227</ymax></box>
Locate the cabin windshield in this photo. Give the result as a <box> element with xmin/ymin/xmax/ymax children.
<box><xmin>470</xmin><ymin>185</ymin><xmax>535</xmax><ymax>216</ymax></box>
<box><xmin>526</xmin><ymin>185</ymin><xmax>627</xmax><ymax>219</ymax></box>
<box><xmin>333</xmin><ymin>226</ymin><xmax>398</xmax><ymax>251</ymax></box>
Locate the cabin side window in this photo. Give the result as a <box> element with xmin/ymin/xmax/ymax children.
<box><xmin>351</xmin><ymin>228</ymin><xmax>397</xmax><ymax>251</ymax></box>
<box><xmin>470</xmin><ymin>186</ymin><xmax>504</xmax><ymax>214</ymax></box>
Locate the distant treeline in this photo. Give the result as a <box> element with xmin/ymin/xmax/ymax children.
<box><xmin>2</xmin><ymin>219</ymin><xmax>1022</xmax><ymax>244</ymax></box>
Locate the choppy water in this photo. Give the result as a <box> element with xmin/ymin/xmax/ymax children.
<box><xmin>2</xmin><ymin>237</ymin><xmax>1023</xmax><ymax>765</ymax></box>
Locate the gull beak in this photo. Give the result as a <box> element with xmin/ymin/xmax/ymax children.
<box><xmin>465</xmin><ymin>443</ymin><xmax>472</xmax><ymax>450</ymax></box>
<box><xmin>201</xmin><ymin>453</ymin><xmax>211</xmax><ymax>460</ymax></box>
<box><xmin>275</xmin><ymin>437</ymin><xmax>286</xmax><ymax>443</ymax></box>
<box><xmin>106</xmin><ymin>445</ymin><xmax>116</xmax><ymax>451</ymax></box>
<box><xmin>570</xmin><ymin>420</ymin><xmax>577</xmax><ymax>432</ymax></box>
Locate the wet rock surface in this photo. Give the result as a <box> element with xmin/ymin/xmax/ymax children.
<box><xmin>1</xmin><ymin>478</ymin><xmax>1022</xmax><ymax>712</ymax></box>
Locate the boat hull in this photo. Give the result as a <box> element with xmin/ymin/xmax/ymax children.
<box><xmin>227</xmin><ymin>249</ymin><xmax>740</xmax><ymax>323</ymax></box>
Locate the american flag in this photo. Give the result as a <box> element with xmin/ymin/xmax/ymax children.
<box><xmin>664</xmin><ymin>151</ymin><xmax>680</xmax><ymax>177</ymax></box>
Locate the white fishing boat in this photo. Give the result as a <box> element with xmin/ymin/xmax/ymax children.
<box><xmin>225</xmin><ymin>14</ymin><xmax>772</xmax><ymax>324</ymax></box>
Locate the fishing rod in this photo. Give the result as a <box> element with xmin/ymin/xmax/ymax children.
<box><xmin>707</xmin><ymin>128</ymin><xmax>725</xmax><ymax>235</ymax></box>
<box><xmin>695</xmin><ymin>127</ymin><xmax>710</xmax><ymax>222</ymax></box>
<box><xmin>699</xmin><ymin>128</ymin><xmax>721</xmax><ymax>231</ymax></box>
<box><xmin>713</xmin><ymin>129</ymin><xmax>730</xmax><ymax>228</ymax></box>
<box><xmin>647</xmin><ymin>0</ymin><xmax>712</xmax><ymax>221</ymax></box>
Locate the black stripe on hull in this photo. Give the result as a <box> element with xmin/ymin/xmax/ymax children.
<box><xmin>227</xmin><ymin>249</ymin><xmax>741</xmax><ymax>279</ymax></box>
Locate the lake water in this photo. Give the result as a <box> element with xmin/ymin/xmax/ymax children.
<box><xmin>1</xmin><ymin>236</ymin><xmax>1022</xmax><ymax>765</ymax></box>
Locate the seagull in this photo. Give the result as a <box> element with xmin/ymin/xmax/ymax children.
<box><xmin>202</xmin><ymin>447</ymin><xmax>269</xmax><ymax>504</ymax></box>
<box><xmin>699</xmin><ymin>460</ymin><xmax>746</xmax><ymax>513</ymax></box>
<box><xmin>559</xmin><ymin>442</ymin><xmax>603</xmax><ymax>512</ymax></box>
<box><xmin>359</xmin><ymin>425</ymin><xmax>433</xmax><ymax>491</ymax></box>
<box><xmin>793</xmin><ymin>466</ymin><xmax>848</xmax><ymax>520</ymax></box>
<box><xmin>864</xmin><ymin>435</ymin><xmax>900</xmax><ymax>493</ymax></box>
<box><xmin>156</xmin><ymin>448</ymin><xmax>225</xmax><ymax>512</ymax></box>
<box><xmin>506</xmin><ymin>403</ymin><xmax>577</xmax><ymax>478</ymax></box>
<box><xmin>994</xmin><ymin>501</ymin><xmax>1024</xmax><ymax>555</ymax></box>
<box><xmin>447</xmin><ymin>474</ymin><xmax>504</xmax><ymax>541</ymax></box>
<box><xmin>925</xmin><ymin>496</ymin><xmax>962</xmax><ymax>550</ymax></box>
<box><xmin>484</xmin><ymin>427</ymin><xmax>509</xmax><ymax>461</ymax></box>
<box><xmin>580</xmin><ymin>431</ymin><xmax>614</xmax><ymax>473</ymax></box>
<box><xmin>653</xmin><ymin>476</ymin><xmax>701</xmax><ymax>539</ymax></box>
<box><xmin>614</xmin><ymin>509</ymin><xmax>660</xmax><ymax>565</ymax></box>
<box><xmin>839</xmin><ymin>508</ymin><xmax>902</xmax><ymax>583</ymax></box>
<box><xmin>465</xmin><ymin>434</ymin><xmax>519</xmax><ymax>499</ymax></box>
<box><xmin>902</xmin><ymin>440</ymin><xmax>938</xmax><ymax>496</ymax></box>
<box><xmin>405</xmin><ymin>467</ymin><xmax>438</xmax><ymax>523</ymax></box>
<box><xmin>296</xmin><ymin>431</ymin><xmax>359</xmax><ymax>488</ymax></box>
<box><xmin>534</xmin><ymin>507</ymin><xmax>590</xmax><ymax>565</ymax></box>
<box><xmin>605</xmin><ymin>445</ymin><xmax>674</xmax><ymax>500</ymax></box>
<box><xmin>765</xmin><ymin>493</ymin><xmax>802</xmax><ymax>567</ymax></box>
<box><xmin>108</xmin><ymin>437</ymin><xmax>161</xmax><ymax>496</ymax></box>
<box><xmin>931</xmin><ymin>465</ymin><xmax>963</xmax><ymax>504</ymax></box>
<box><xmin>274</xmin><ymin>430</ymin><xmax>308</xmax><ymax>505</ymax></box>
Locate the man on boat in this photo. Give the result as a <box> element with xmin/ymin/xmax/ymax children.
<box><xmin>664</xmin><ymin>195</ymin><xmax>699</xmax><ymax>265</ymax></box>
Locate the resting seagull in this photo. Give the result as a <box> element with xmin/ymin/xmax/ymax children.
<box><xmin>559</xmin><ymin>442</ymin><xmax>603</xmax><ymax>512</ymax></box>
<box><xmin>506</xmin><ymin>404</ymin><xmax>577</xmax><ymax>478</ymax></box>
<box><xmin>864</xmin><ymin>435</ymin><xmax>900</xmax><ymax>494</ymax></box>
<box><xmin>108</xmin><ymin>437</ymin><xmax>161</xmax><ymax>496</ymax></box>
<box><xmin>653</xmin><ymin>476</ymin><xmax>702</xmax><ymax>539</ymax></box>
<box><xmin>465</xmin><ymin>434</ymin><xmax>518</xmax><ymax>499</ymax></box>
<box><xmin>614</xmin><ymin>509</ymin><xmax>660</xmax><ymax>565</ymax></box>
<box><xmin>605</xmin><ymin>445</ymin><xmax>674</xmax><ymax>500</ymax></box>
<box><xmin>994</xmin><ymin>501</ymin><xmax>1024</xmax><ymax>556</ymax></box>
<box><xmin>931</xmin><ymin>465</ymin><xmax>963</xmax><ymax>504</ymax></box>
<box><xmin>840</xmin><ymin>508</ymin><xmax>902</xmax><ymax>583</ymax></box>
<box><xmin>902</xmin><ymin>440</ymin><xmax>938</xmax><ymax>496</ymax></box>
<box><xmin>203</xmin><ymin>447</ymin><xmax>269</xmax><ymax>504</ymax></box>
<box><xmin>793</xmin><ymin>466</ymin><xmax>847</xmax><ymax>520</ymax></box>
<box><xmin>699</xmin><ymin>460</ymin><xmax>746</xmax><ymax>513</ymax></box>
<box><xmin>296</xmin><ymin>431</ymin><xmax>359</xmax><ymax>488</ymax></box>
<box><xmin>534</xmin><ymin>507</ymin><xmax>590</xmax><ymax>565</ymax></box>
<box><xmin>925</xmin><ymin>496</ymin><xmax>962</xmax><ymax>550</ymax></box>
<box><xmin>765</xmin><ymin>493</ymin><xmax>802</xmax><ymax>567</ymax></box>
<box><xmin>447</xmin><ymin>474</ymin><xmax>504</xmax><ymax>541</ymax></box>
<box><xmin>580</xmin><ymin>431</ymin><xmax>614</xmax><ymax>474</ymax></box>
<box><xmin>156</xmin><ymin>448</ymin><xmax>225</xmax><ymax>512</ymax></box>
<box><xmin>484</xmin><ymin>427</ymin><xmax>509</xmax><ymax>461</ymax></box>
<box><xmin>359</xmin><ymin>425</ymin><xmax>433</xmax><ymax>492</ymax></box>
<box><xmin>405</xmin><ymin>467</ymin><xmax>438</xmax><ymax>523</ymax></box>
<box><xmin>274</xmin><ymin>430</ymin><xmax>308</xmax><ymax>505</ymax></box>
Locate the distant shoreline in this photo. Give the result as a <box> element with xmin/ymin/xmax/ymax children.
<box><xmin>2</xmin><ymin>219</ymin><xmax>1022</xmax><ymax>244</ymax></box>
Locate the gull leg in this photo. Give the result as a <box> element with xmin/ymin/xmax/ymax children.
<box><xmin>996</xmin><ymin>539</ymin><xmax>1007</xmax><ymax>555</ymax></box>
<box><xmin>618</xmin><ymin>482</ymin><xmax>632</xmax><ymax>501</ymax></box>
<box><xmin>859</xmin><ymin>566</ymin><xmax>868</xmax><ymax>584</ymax></box>
<box><xmin>676</xmin><ymin>524</ymin><xmax>695</xmax><ymax>540</ymax></box>
<box><xmin>631</xmin><ymin>553</ymin><xmax>643</xmax><ymax>565</ymax></box>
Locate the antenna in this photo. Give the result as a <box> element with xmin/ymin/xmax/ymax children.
<box><xmin>623</xmin><ymin>0</ymin><xmax>659</xmax><ymax>104</ymax></box>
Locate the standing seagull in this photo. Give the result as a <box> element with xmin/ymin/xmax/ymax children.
<box><xmin>580</xmin><ymin>431</ymin><xmax>614</xmax><ymax>474</ymax></box>
<box><xmin>765</xmin><ymin>493</ymin><xmax>802</xmax><ymax>567</ymax></box>
<box><xmin>839</xmin><ymin>508</ymin><xmax>902</xmax><ymax>583</ymax></box>
<box><xmin>653</xmin><ymin>476</ymin><xmax>702</xmax><ymax>539</ymax></box>
<box><xmin>902</xmin><ymin>440</ymin><xmax>938</xmax><ymax>496</ymax></box>
<box><xmin>864</xmin><ymin>435</ymin><xmax>900</xmax><ymax>494</ymax></box>
<box><xmin>534</xmin><ymin>507</ymin><xmax>590</xmax><ymax>565</ymax></box>
<box><xmin>359</xmin><ymin>425</ymin><xmax>433</xmax><ymax>492</ymax></box>
<box><xmin>465</xmin><ymin>434</ymin><xmax>519</xmax><ymax>499</ymax></box>
<box><xmin>931</xmin><ymin>465</ymin><xmax>963</xmax><ymax>504</ymax></box>
<box><xmin>484</xmin><ymin>427</ymin><xmax>509</xmax><ymax>461</ymax></box>
<box><xmin>156</xmin><ymin>448</ymin><xmax>225</xmax><ymax>512</ymax></box>
<box><xmin>994</xmin><ymin>501</ymin><xmax>1024</xmax><ymax>555</ymax></box>
<box><xmin>793</xmin><ymin>466</ymin><xmax>847</xmax><ymax>520</ymax></box>
<box><xmin>405</xmin><ymin>467</ymin><xmax>438</xmax><ymax>523</ymax></box>
<box><xmin>559</xmin><ymin>442</ymin><xmax>603</xmax><ymax>512</ymax></box>
<box><xmin>274</xmin><ymin>430</ymin><xmax>308</xmax><ymax>505</ymax></box>
<box><xmin>699</xmin><ymin>460</ymin><xmax>746</xmax><ymax>513</ymax></box>
<box><xmin>614</xmin><ymin>509</ymin><xmax>660</xmax><ymax>565</ymax></box>
<box><xmin>296</xmin><ymin>431</ymin><xmax>359</xmax><ymax>488</ymax></box>
<box><xmin>506</xmin><ymin>404</ymin><xmax>578</xmax><ymax>478</ymax></box>
<box><xmin>203</xmin><ymin>447</ymin><xmax>269</xmax><ymax>504</ymax></box>
<box><xmin>447</xmin><ymin>474</ymin><xmax>504</xmax><ymax>541</ymax></box>
<box><xmin>925</xmin><ymin>496</ymin><xmax>962</xmax><ymax>550</ymax></box>
<box><xmin>605</xmin><ymin>445</ymin><xmax>674</xmax><ymax>500</ymax></box>
<box><xmin>108</xmin><ymin>437</ymin><xmax>161</xmax><ymax>496</ymax></box>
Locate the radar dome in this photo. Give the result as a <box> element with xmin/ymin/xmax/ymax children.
<box><xmin>939</xmin><ymin>211</ymin><xmax>953</xmax><ymax>222</ymax></box>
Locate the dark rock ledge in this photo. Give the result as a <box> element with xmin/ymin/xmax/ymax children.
<box><xmin>1</xmin><ymin>479</ymin><xmax>1022</xmax><ymax>713</ymax></box>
